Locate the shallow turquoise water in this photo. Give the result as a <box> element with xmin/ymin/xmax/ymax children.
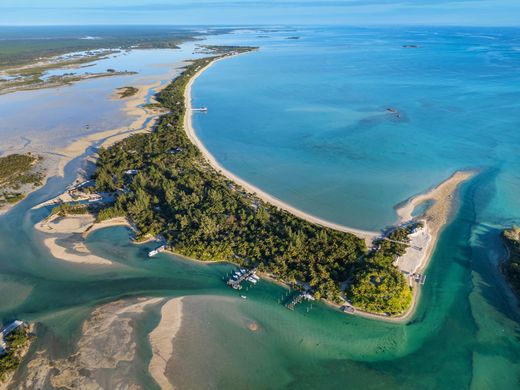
<box><xmin>194</xmin><ymin>27</ymin><xmax>520</xmax><ymax>230</ymax></box>
<box><xmin>0</xmin><ymin>27</ymin><xmax>519</xmax><ymax>389</ymax></box>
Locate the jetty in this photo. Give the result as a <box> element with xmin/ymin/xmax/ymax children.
<box><xmin>191</xmin><ymin>107</ymin><xmax>208</xmax><ymax>112</ymax></box>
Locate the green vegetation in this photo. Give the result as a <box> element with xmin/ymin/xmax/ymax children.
<box><xmin>116</xmin><ymin>86</ymin><xmax>139</xmax><ymax>99</ymax></box>
<box><xmin>348</xmin><ymin>226</ymin><xmax>415</xmax><ymax>315</ymax></box>
<box><xmin>502</xmin><ymin>226</ymin><xmax>520</xmax><ymax>299</ymax></box>
<box><xmin>0</xmin><ymin>27</ymin><xmax>222</xmax><ymax>69</ymax></box>
<box><xmin>96</xmin><ymin>205</ymin><xmax>126</xmax><ymax>223</ymax></box>
<box><xmin>0</xmin><ymin>153</ymin><xmax>44</xmax><ymax>207</ymax></box>
<box><xmin>0</xmin><ymin>328</ymin><xmax>31</xmax><ymax>382</ymax></box>
<box><xmin>50</xmin><ymin>202</ymin><xmax>89</xmax><ymax>217</ymax></box>
<box><xmin>92</xmin><ymin>46</ymin><xmax>413</xmax><ymax>312</ymax></box>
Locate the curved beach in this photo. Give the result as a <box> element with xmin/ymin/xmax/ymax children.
<box><xmin>184</xmin><ymin>57</ymin><xmax>379</xmax><ymax>245</ymax></box>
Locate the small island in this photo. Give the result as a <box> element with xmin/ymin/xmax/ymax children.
<box><xmin>115</xmin><ymin>86</ymin><xmax>139</xmax><ymax>99</ymax></box>
<box><xmin>502</xmin><ymin>226</ymin><xmax>520</xmax><ymax>299</ymax></box>
<box><xmin>0</xmin><ymin>153</ymin><xmax>44</xmax><ymax>212</ymax></box>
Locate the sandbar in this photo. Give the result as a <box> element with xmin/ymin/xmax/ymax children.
<box><xmin>35</xmin><ymin>214</ymin><xmax>132</xmax><ymax>265</ymax></box>
<box><xmin>148</xmin><ymin>297</ymin><xmax>184</xmax><ymax>390</ymax></box>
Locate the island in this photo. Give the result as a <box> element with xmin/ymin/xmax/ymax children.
<box><xmin>0</xmin><ymin>153</ymin><xmax>44</xmax><ymax>213</ymax></box>
<box><xmin>502</xmin><ymin>226</ymin><xmax>520</xmax><ymax>300</ymax></box>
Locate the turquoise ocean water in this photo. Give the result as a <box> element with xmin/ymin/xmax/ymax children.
<box><xmin>0</xmin><ymin>27</ymin><xmax>519</xmax><ymax>388</ymax></box>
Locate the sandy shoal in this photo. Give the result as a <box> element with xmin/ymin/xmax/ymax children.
<box><xmin>35</xmin><ymin>214</ymin><xmax>132</xmax><ymax>265</ymax></box>
<box><xmin>183</xmin><ymin>56</ymin><xmax>379</xmax><ymax>246</ymax></box>
<box><xmin>148</xmin><ymin>298</ymin><xmax>184</xmax><ymax>390</ymax></box>
<box><xmin>56</xmin><ymin>80</ymin><xmax>166</xmax><ymax>178</ymax></box>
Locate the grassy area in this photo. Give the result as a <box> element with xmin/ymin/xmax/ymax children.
<box><xmin>502</xmin><ymin>226</ymin><xmax>520</xmax><ymax>299</ymax></box>
<box><xmin>90</xmin><ymin>45</ymin><xmax>414</xmax><ymax>314</ymax></box>
<box><xmin>0</xmin><ymin>153</ymin><xmax>44</xmax><ymax>208</ymax></box>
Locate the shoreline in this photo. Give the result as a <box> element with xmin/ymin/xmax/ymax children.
<box><xmin>3</xmin><ymin>77</ymin><xmax>170</xmax><ymax>217</ymax></box>
<box><xmin>183</xmin><ymin>56</ymin><xmax>379</xmax><ymax>246</ymax></box>
<box><xmin>148</xmin><ymin>297</ymin><xmax>184</xmax><ymax>390</ymax></box>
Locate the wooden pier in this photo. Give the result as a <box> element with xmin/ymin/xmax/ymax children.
<box><xmin>285</xmin><ymin>291</ymin><xmax>315</xmax><ymax>310</ymax></box>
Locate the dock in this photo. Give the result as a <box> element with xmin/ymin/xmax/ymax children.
<box><xmin>413</xmin><ymin>273</ymin><xmax>427</xmax><ymax>285</ymax></box>
<box><xmin>285</xmin><ymin>291</ymin><xmax>315</xmax><ymax>310</ymax></box>
<box><xmin>226</xmin><ymin>268</ymin><xmax>257</xmax><ymax>290</ymax></box>
<box><xmin>192</xmin><ymin>107</ymin><xmax>208</xmax><ymax>112</ymax></box>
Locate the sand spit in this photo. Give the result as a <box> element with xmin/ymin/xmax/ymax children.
<box><xmin>148</xmin><ymin>298</ymin><xmax>184</xmax><ymax>390</ymax></box>
<box><xmin>373</xmin><ymin>170</ymin><xmax>475</xmax><ymax>322</ymax></box>
<box><xmin>13</xmin><ymin>298</ymin><xmax>163</xmax><ymax>390</ymax></box>
<box><xmin>35</xmin><ymin>214</ymin><xmax>132</xmax><ymax>265</ymax></box>
<box><xmin>183</xmin><ymin>56</ymin><xmax>379</xmax><ymax>246</ymax></box>
<box><xmin>396</xmin><ymin>170</ymin><xmax>476</xmax><ymax>272</ymax></box>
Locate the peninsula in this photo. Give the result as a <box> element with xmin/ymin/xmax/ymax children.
<box><xmin>40</xmin><ymin>46</ymin><xmax>472</xmax><ymax>318</ymax></box>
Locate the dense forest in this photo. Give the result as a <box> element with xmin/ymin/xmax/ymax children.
<box><xmin>92</xmin><ymin>47</ymin><xmax>413</xmax><ymax>313</ymax></box>
<box><xmin>348</xmin><ymin>226</ymin><xmax>415</xmax><ymax>315</ymax></box>
<box><xmin>502</xmin><ymin>227</ymin><xmax>520</xmax><ymax>299</ymax></box>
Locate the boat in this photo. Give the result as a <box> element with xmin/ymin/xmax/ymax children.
<box><xmin>247</xmin><ymin>277</ymin><xmax>257</xmax><ymax>284</ymax></box>
<box><xmin>342</xmin><ymin>305</ymin><xmax>356</xmax><ymax>314</ymax></box>
<box><xmin>240</xmin><ymin>295</ymin><xmax>247</xmax><ymax>299</ymax></box>
<box><xmin>148</xmin><ymin>245</ymin><xmax>166</xmax><ymax>257</ymax></box>
<box><xmin>251</xmin><ymin>274</ymin><xmax>260</xmax><ymax>281</ymax></box>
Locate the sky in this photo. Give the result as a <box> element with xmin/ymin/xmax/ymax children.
<box><xmin>1</xmin><ymin>0</ymin><xmax>519</xmax><ymax>26</ymax></box>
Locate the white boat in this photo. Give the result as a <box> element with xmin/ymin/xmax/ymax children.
<box><xmin>240</xmin><ymin>295</ymin><xmax>247</xmax><ymax>299</ymax></box>
<box><xmin>247</xmin><ymin>277</ymin><xmax>257</xmax><ymax>284</ymax></box>
<box><xmin>251</xmin><ymin>274</ymin><xmax>260</xmax><ymax>281</ymax></box>
<box><xmin>148</xmin><ymin>245</ymin><xmax>166</xmax><ymax>257</ymax></box>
